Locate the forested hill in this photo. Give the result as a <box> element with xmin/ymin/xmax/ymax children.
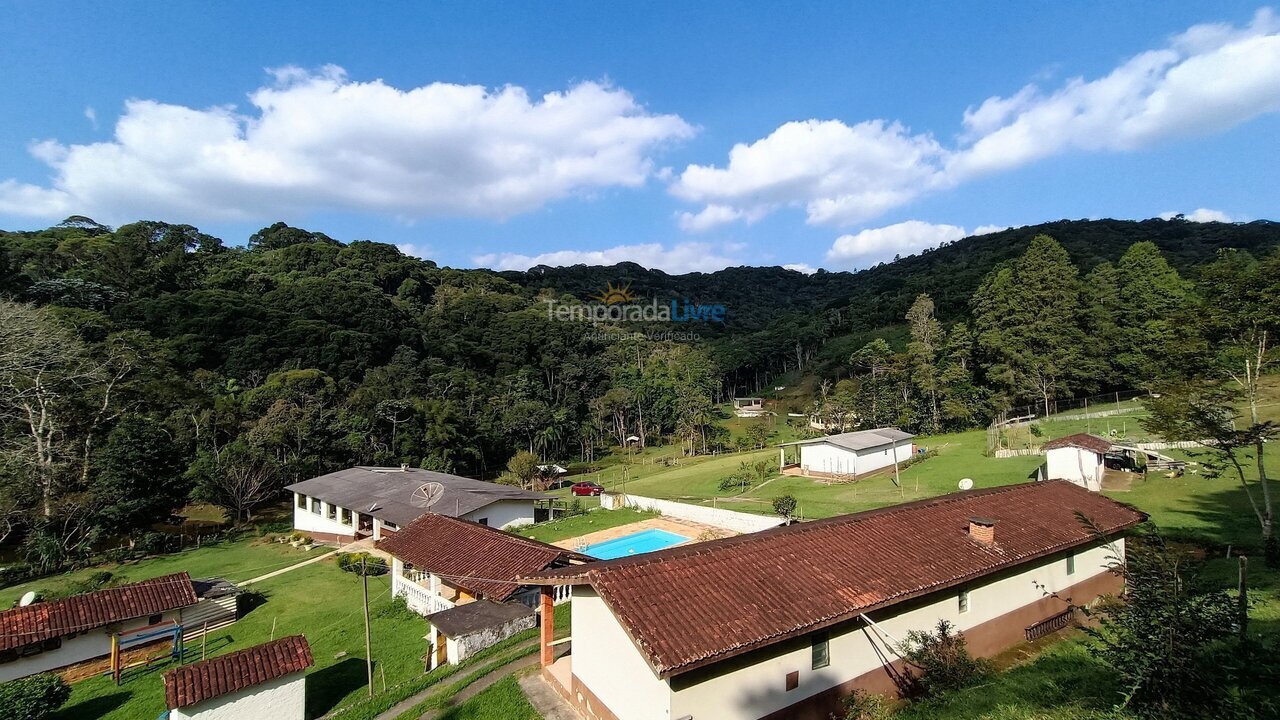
<box><xmin>501</xmin><ymin>218</ymin><xmax>1280</xmax><ymax>333</ymax></box>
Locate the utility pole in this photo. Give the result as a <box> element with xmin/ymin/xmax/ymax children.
<box><xmin>362</xmin><ymin>557</ymin><xmax>374</xmax><ymax>698</ymax></box>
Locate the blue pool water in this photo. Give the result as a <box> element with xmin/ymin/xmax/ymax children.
<box><xmin>583</xmin><ymin>528</ymin><xmax>690</xmax><ymax>559</ymax></box>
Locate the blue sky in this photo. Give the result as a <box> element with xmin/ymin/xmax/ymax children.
<box><xmin>2</xmin><ymin>2</ymin><xmax>1278</xmax><ymax>272</ymax></box>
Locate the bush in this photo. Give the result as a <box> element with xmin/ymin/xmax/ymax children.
<box><xmin>0</xmin><ymin>673</ymin><xmax>71</xmax><ymax>720</ymax></box>
<box><xmin>568</xmin><ymin>498</ymin><xmax>585</xmax><ymax>517</ymax></box>
<box><xmin>772</xmin><ymin>494</ymin><xmax>798</xmax><ymax>521</ymax></box>
<box><xmin>898</xmin><ymin>619</ymin><xmax>991</xmax><ymax>698</ymax></box>
<box><xmin>337</xmin><ymin>552</ymin><xmax>388</xmax><ymax>576</ymax></box>
<box><xmin>833</xmin><ymin>688</ymin><xmax>894</xmax><ymax>720</ymax></box>
<box><xmin>88</xmin><ymin>570</ymin><xmax>114</xmax><ymax>588</ymax></box>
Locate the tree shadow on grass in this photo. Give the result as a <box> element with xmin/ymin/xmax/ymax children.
<box><xmin>306</xmin><ymin>656</ymin><xmax>371</xmax><ymax>719</ymax></box>
<box><xmin>53</xmin><ymin>692</ymin><xmax>129</xmax><ymax>720</ymax></box>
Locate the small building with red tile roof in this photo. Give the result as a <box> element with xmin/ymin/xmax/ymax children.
<box><xmin>1044</xmin><ymin>433</ymin><xmax>1114</xmax><ymax>491</ymax></box>
<box><xmin>377</xmin><ymin>513</ymin><xmax>592</xmax><ymax>669</ymax></box>
<box><xmin>522</xmin><ymin>481</ymin><xmax>1145</xmax><ymax>720</ymax></box>
<box><xmin>0</xmin><ymin>572</ymin><xmax>197</xmax><ymax>683</ymax></box>
<box><xmin>164</xmin><ymin>635</ymin><xmax>314</xmax><ymax>720</ymax></box>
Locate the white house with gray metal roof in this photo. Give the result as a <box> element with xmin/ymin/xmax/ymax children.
<box><xmin>285</xmin><ymin>466</ymin><xmax>547</xmax><ymax>543</ymax></box>
<box><xmin>779</xmin><ymin>428</ymin><xmax>915</xmax><ymax>479</ymax></box>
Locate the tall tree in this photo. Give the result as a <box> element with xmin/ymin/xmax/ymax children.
<box><xmin>906</xmin><ymin>294</ymin><xmax>943</xmax><ymax>433</ymax></box>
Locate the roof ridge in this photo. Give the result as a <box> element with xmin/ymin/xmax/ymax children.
<box><xmin>575</xmin><ymin>482</ymin><xmax>1055</xmax><ymax>576</ymax></box>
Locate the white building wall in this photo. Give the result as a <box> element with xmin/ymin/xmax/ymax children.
<box><xmin>606</xmin><ymin>494</ymin><xmax>785</xmax><ymax>533</ymax></box>
<box><xmin>461</xmin><ymin>500</ymin><xmax>535</xmax><ymax>529</ymax></box>
<box><xmin>667</xmin><ymin>540</ymin><xmax>1121</xmax><ymax>720</ymax></box>
<box><xmin>0</xmin><ymin>609</ymin><xmax>184</xmax><ymax>683</ymax></box>
<box><xmin>291</xmin><ymin>493</ymin><xmax>355</xmax><ymax>537</ymax></box>
<box><xmin>1046</xmin><ymin>448</ymin><xmax>1104</xmax><ymax>491</ymax></box>
<box><xmin>170</xmin><ymin>671</ymin><xmax>306</xmax><ymax>720</ymax></box>
<box><xmin>800</xmin><ymin>440</ymin><xmax>913</xmax><ymax>476</ymax></box>
<box><xmin>571</xmin><ymin>586</ymin><xmax>672</xmax><ymax>720</ymax></box>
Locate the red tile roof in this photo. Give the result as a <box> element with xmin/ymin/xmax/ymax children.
<box><xmin>377</xmin><ymin>513</ymin><xmax>592</xmax><ymax>601</ymax></box>
<box><xmin>524</xmin><ymin>481</ymin><xmax>1145</xmax><ymax>677</ymax></box>
<box><xmin>164</xmin><ymin>635</ymin><xmax>314</xmax><ymax>709</ymax></box>
<box><xmin>0</xmin><ymin>572</ymin><xmax>197</xmax><ymax>652</ymax></box>
<box><xmin>1044</xmin><ymin>433</ymin><xmax>1114</xmax><ymax>454</ymax></box>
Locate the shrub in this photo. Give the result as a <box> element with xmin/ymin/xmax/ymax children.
<box><xmin>88</xmin><ymin>570</ymin><xmax>114</xmax><ymax>588</ymax></box>
<box><xmin>772</xmin><ymin>494</ymin><xmax>798</xmax><ymax>521</ymax></box>
<box><xmin>568</xmin><ymin>498</ymin><xmax>585</xmax><ymax>517</ymax></box>
<box><xmin>337</xmin><ymin>552</ymin><xmax>388</xmax><ymax>576</ymax></box>
<box><xmin>0</xmin><ymin>673</ymin><xmax>71</xmax><ymax>720</ymax></box>
<box><xmin>0</xmin><ymin>564</ymin><xmax>33</xmax><ymax>588</ymax></box>
<box><xmin>833</xmin><ymin>688</ymin><xmax>894</xmax><ymax>720</ymax></box>
<box><xmin>898</xmin><ymin>619</ymin><xmax>991</xmax><ymax>698</ymax></box>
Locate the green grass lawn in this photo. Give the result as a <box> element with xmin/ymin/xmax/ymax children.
<box><xmin>0</xmin><ymin>532</ymin><xmax>315</xmax><ymax>606</ymax></box>
<box><xmin>516</xmin><ymin>507</ymin><xmax>656</xmax><ymax>544</ymax></box>
<box><xmin>436</xmin><ymin>675</ymin><xmax>539</xmax><ymax>720</ymax></box>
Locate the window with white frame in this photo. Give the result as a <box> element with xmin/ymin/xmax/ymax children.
<box><xmin>296</xmin><ymin>494</ymin><xmax>306</xmax><ymax>509</ymax></box>
<box><xmin>310</xmin><ymin>497</ymin><xmax>322</xmax><ymax>514</ymax></box>
<box><xmin>958</xmin><ymin>589</ymin><xmax>970</xmax><ymax>613</ymax></box>
<box><xmin>1066</xmin><ymin>553</ymin><xmax>1076</xmax><ymax>575</ymax></box>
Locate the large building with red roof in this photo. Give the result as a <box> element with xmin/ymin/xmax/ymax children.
<box><xmin>524</xmin><ymin>481</ymin><xmax>1145</xmax><ymax>720</ymax></box>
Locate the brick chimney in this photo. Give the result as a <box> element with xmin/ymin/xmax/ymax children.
<box><xmin>968</xmin><ymin>516</ymin><xmax>997</xmax><ymax>545</ymax></box>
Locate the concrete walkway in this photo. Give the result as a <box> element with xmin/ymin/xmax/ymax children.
<box><xmin>238</xmin><ymin>549</ymin><xmax>336</xmax><ymax>586</ymax></box>
<box><xmin>518</xmin><ymin>671</ymin><xmax>579</xmax><ymax>720</ymax></box>
<box><xmin>372</xmin><ymin>641</ymin><xmax>537</xmax><ymax>720</ymax></box>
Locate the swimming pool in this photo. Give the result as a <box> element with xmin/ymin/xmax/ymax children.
<box><xmin>582</xmin><ymin>528</ymin><xmax>690</xmax><ymax>560</ymax></box>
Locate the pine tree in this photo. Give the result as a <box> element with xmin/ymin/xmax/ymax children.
<box><xmin>1114</xmin><ymin>241</ymin><xmax>1190</xmax><ymax>387</ymax></box>
<box><xmin>906</xmin><ymin>294</ymin><xmax>943</xmax><ymax>433</ymax></box>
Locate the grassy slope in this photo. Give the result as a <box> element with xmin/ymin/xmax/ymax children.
<box><xmin>0</xmin><ymin>533</ymin><xmax>312</xmax><ymax>606</ymax></box>
<box><xmin>436</xmin><ymin>675</ymin><xmax>539</xmax><ymax>720</ymax></box>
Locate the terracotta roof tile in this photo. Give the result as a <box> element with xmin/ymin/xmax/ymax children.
<box><xmin>377</xmin><ymin>513</ymin><xmax>592</xmax><ymax>601</ymax></box>
<box><xmin>0</xmin><ymin>572</ymin><xmax>197</xmax><ymax>652</ymax></box>
<box><xmin>164</xmin><ymin>635</ymin><xmax>314</xmax><ymax>709</ymax></box>
<box><xmin>525</xmin><ymin>481</ymin><xmax>1144</xmax><ymax>677</ymax></box>
<box><xmin>1044</xmin><ymin>433</ymin><xmax>1114</xmax><ymax>454</ymax></box>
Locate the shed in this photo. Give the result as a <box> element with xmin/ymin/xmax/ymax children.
<box><xmin>1043</xmin><ymin>433</ymin><xmax>1112</xmax><ymax>491</ymax></box>
<box><xmin>779</xmin><ymin>427</ymin><xmax>915</xmax><ymax>479</ymax></box>
<box><xmin>164</xmin><ymin>635</ymin><xmax>313</xmax><ymax>720</ymax></box>
<box><xmin>424</xmin><ymin>600</ymin><xmax>536</xmax><ymax>669</ymax></box>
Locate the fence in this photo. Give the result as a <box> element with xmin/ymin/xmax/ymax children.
<box><xmin>600</xmin><ymin>492</ymin><xmax>785</xmax><ymax>533</ymax></box>
<box><xmin>993</xmin><ymin>448</ymin><xmax>1044</xmax><ymax>458</ymax></box>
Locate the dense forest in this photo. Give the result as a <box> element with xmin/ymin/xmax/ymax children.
<box><xmin>1</xmin><ymin>215</ymin><xmax>1278</xmax><ymax>569</ymax></box>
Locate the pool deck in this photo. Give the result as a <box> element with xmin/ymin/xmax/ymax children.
<box><xmin>552</xmin><ymin>516</ymin><xmax>735</xmax><ymax>554</ymax></box>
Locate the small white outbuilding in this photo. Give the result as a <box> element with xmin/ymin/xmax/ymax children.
<box><xmin>779</xmin><ymin>427</ymin><xmax>915</xmax><ymax>478</ymax></box>
<box><xmin>164</xmin><ymin>635</ymin><xmax>313</xmax><ymax>720</ymax></box>
<box><xmin>1043</xmin><ymin>433</ymin><xmax>1112</xmax><ymax>492</ymax></box>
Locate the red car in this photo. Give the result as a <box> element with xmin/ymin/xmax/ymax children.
<box><xmin>571</xmin><ymin>481</ymin><xmax>605</xmax><ymax>496</ymax></box>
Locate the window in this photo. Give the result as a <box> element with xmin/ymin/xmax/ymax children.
<box><xmin>296</xmin><ymin>494</ymin><xmax>306</xmax><ymax>509</ymax></box>
<box><xmin>476</xmin><ymin>517</ymin><xmax>489</xmax><ymax>526</ymax></box>
<box><xmin>785</xmin><ymin>670</ymin><xmax>799</xmax><ymax>691</ymax></box>
<box><xmin>1066</xmin><ymin>553</ymin><xmax>1076</xmax><ymax>575</ymax></box>
<box><xmin>148</xmin><ymin>614</ymin><xmax>162</xmax><ymax>626</ymax></box>
<box><xmin>340</xmin><ymin>508</ymin><xmax>351</xmax><ymax>526</ymax></box>
<box><xmin>958</xmin><ymin>589</ymin><xmax>970</xmax><ymax>614</ymax></box>
<box><xmin>327</xmin><ymin>504</ymin><xmax>337</xmax><ymax>521</ymax></box>
<box><xmin>310</xmin><ymin>498</ymin><xmax>321</xmax><ymax>514</ymax></box>
<box><xmin>383</xmin><ymin>521</ymin><xmax>398</xmax><ymax>530</ymax></box>
<box><xmin>811</xmin><ymin>631</ymin><xmax>829</xmax><ymax>670</ymax></box>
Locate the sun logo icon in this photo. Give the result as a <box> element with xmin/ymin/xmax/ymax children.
<box><xmin>591</xmin><ymin>281</ymin><xmax>635</xmax><ymax>305</ymax></box>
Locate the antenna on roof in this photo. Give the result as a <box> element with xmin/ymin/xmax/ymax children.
<box><xmin>410</xmin><ymin>481</ymin><xmax>445</xmax><ymax>510</ymax></box>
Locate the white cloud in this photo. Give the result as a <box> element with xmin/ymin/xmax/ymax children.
<box><xmin>782</xmin><ymin>263</ymin><xmax>817</xmax><ymax>274</ymax></box>
<box><xmin>396</xmin><ymin>242</ymin><xmax>435</xmax><ymax>259</ymax></box>
<box><xmin>83</xmin><ymin>106</ymin><xmax>97</xmax><ymax>129</ymax></box>
<box><xmin>671</xmin><ymin>119</ymin><xmax>949</xmax><ymax>230</ymax></box>
<box><xmin>0</xmin><ymin>66</ymin><xmax>693</xmax><ymax>223</ymax></box>
<box><xmin>474</xmin><ymin>241</ymin><xmax>740</xmax><ymax>274</ymax></box>
<box><xmin>1159</xmin><ymin>208</ymin><xmax>1236</xmax><ymax>222</ymax></box>
<box><xmin>972</xmin><ymin>224</ymin><xmax>1010</xmax><ymax>235</ymax></box>
<box><xmin>674</xmin><ymin>9</ymin><xmax>1280</xmax><ymax>230</ymax></box>
<box><xmin>824</xmin><ymin>220</ymin><xmax>969</xmax><ymax>268</ymax></box>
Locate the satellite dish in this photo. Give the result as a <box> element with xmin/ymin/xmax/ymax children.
<box><xmin>18</xmin><ymin>591</ymin><xmax>36</xmax><ymax>607</ymax></box>
<box><xmin>410</xmin><ymin>482</ymin><xmax>446</xmax><ymax>509</ymax></box>
<box><xmin>958</xmin><ymin>478</ymin><xmax>974</xmax><ymax>491</ymax></box>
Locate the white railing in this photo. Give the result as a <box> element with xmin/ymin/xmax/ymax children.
<box><xmin>553</xmin><ymin>584</ymin><xmax>572</xmax><ymax>605</ymax></box>
<box><xmin>393</xmin><ymin>574</ymin><xmax>455</xmax><ymax>616</ymax></box>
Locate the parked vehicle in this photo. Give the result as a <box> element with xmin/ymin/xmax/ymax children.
<box><xmin>571</xmin><ymin>481</ymin><xmax>605</xmax><ymax>496</ymax></box>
